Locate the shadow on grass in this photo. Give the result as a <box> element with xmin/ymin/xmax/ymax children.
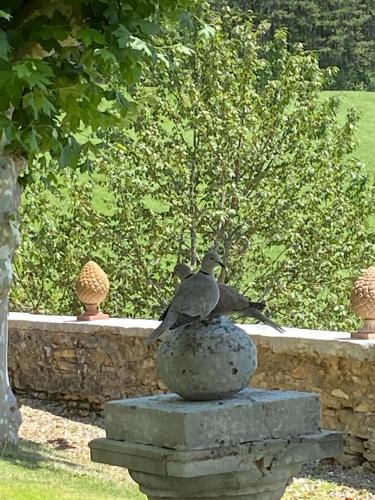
<box><xmin>1</xmin><ymin>439</ymin><xmax>49</xmax><ymax>469</ymax></box>
<box><xmin>1</xmin><ymin>439</ymin><xmax>88</xmax><ymax>472</ymax></box>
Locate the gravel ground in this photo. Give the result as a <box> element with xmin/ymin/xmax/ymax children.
<box><xmin>17</xmin><ymin>396</ymin><xmax>375</xmax><ymax>499</ymax></box>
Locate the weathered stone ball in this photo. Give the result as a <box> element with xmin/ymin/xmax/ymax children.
<box><xmin>156</xmin><ymin>316</ymin><xmax>257</xmax><ymax>401</ymax></box>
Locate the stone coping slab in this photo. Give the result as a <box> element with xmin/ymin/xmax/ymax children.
<box><xmin>104</xmin><ymin>388</ymin><xmax>321</xmax><ymax>450</ymax></box>
<box><xmin>8</xmin><ymin>313</ymin><xmax>375</xmax><ymax>362</ymax></box>
<box><xmin>89</xmin><ymin>430</ymin><xmax>342</xmax><ymax>478</ymax></box>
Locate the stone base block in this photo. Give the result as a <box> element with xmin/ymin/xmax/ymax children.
<box><xmin>90</xmin><ymin>388</ymin><xmax>342</xmax><ymax>500</ymax></box>
<box><xmin>351</xmin><ymin>331</ymin><xmax>375</xmax><ymax>339</ymax></box>
<box><xmin>90</xmin><ymin>431</ymin><xmax>342</xmax><ymax>499</ymax></box>
<box><xmin>103</xmin><ymin>388</ymin><xmax>321</xmax><ymax>450</ymax></box>
<box><xmin>351</xmin><ymin>319</ymin><xmax>375</xmax><ymax>339</ymax></box>
<box><xmin>76</xmin><ymin>312</ymin><xmax>109</xmax><ymax>321</ymax></box>
<box><xmin>134</xmin><ymin>467</ymin><xmax>294</xmax><ymax>499</ymax></box>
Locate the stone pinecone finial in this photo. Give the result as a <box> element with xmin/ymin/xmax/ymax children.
<box><xmin>351</xmin><ymin>266</ymin><xmax>375</xmax><ymax>339</ymax></box>
<box><xmin>351</xmin><ymin>266</ymin><xmax>375</xmax><ymax>319</ymax></box>
<box><xmin>75</xmin><ymin>261</ymin><xmax>110</xmax><ymax>320</ymax></box>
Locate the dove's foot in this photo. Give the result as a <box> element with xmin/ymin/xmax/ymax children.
<box><xmin>201</xmin><ymin>316</ymin><xmax>221</xmax><ymax>326</ymax></box>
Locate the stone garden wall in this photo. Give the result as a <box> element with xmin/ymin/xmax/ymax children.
<box><xmin>8</xmin><ymin>313</ymin><xmax>375</xmax><ymax>466</ymax></box>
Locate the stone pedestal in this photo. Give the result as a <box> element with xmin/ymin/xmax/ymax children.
<box><xmin>89</xmin><ymin>388</ymin><xmax>342</xmax><ymax>499</ymax></box>
<box><xmin>351</xmin><ymin>319</ymin><xmax>375</xmax><ymax>339</ymax></box>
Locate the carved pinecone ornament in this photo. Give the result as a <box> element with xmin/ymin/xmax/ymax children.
<box><xmin>75</xmin><ymin>261</ymin><xmax>109</xmax><ymax>306</ymax></box>
<box><xmin>351</xmin><ymin>267</ymin><xmax>375</xmax><ymax>319</ymax></box>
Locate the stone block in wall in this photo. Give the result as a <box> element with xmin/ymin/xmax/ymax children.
<box><xmin>344</xmin><ymin>435</ymin><xmax>366</xmax><ymax>455</ymax></box>
<box><xmin>363</xmin><ymin>450</ymin><xmax>375</xmax><ymax>462</ymax></box>
<box><xmin>337</xmin><ymin>453</ymin><xmax>366</xmax><ymax>467</ymax></box>
<box><xmin>331</xmin><ymin>389</ymin><xmax>350</xmax><ymax>400</ymax></box>
<box><xmin>338</xmin><ymin>409</ymin><xmax>375</xmax><ymax>439</ymax></box>
<box><xmin>363</xmin><ymin>439</ymin><xmax>375</xmax><ymax>464</ymax></box>
<box><xmin>354</xmin><ymin>401</ymin><xmax>375</xmax><ymax>412</ymax></box>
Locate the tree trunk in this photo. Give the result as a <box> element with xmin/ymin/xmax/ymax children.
<box><xmin>0</xmin><ymin>154</ymin><xmax>23</xmax><ymax>444</ymax></box>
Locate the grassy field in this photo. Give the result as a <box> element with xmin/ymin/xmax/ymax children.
<box><xmin>323</xmin><ymin>91</ymin><xmax>375</xmax><ymax>174</ymax></box>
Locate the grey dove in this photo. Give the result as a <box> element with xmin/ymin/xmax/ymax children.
<box><xmin>169</xmin><ymin>263</ymin><xmax>284</xmax><ymax>334</ymax></box>
<box><xmin>145</xmin><ymin>250</ymin><xmax>224</xmax><ymax>345</ymax></box>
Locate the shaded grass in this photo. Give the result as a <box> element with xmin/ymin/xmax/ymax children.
<box><xmin>0</xmin><ymin>440</ymin><xmax>144</xmax><ymax>500</ymax></box>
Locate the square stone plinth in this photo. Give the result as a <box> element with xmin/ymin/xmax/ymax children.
<box><xmin>90</xmin><ymin>430</ymin><xmax>341</xmax><ymax>479</ymax></box>
<box><xmin>91</xmin><ymin>389</ymin><xmax>342</xmax><ymax>500</ymax></box>
<box><xmin>104</xmin><ymin>388</ymin><xmax>321</xmax><ymax>450</ymax></box>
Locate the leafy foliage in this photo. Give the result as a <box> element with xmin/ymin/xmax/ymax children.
<box><xmin>233</xmin><ymin>0</ymin><xmax>375</xmax><ymax>90</ymax></box>
<box><xmin>12</xmin><ymin>7</ymin><xmax>375</xmax><ymax>330</ymax></box>
<box><xmin>0</xmin><ymin>0</ymin><xmax>195</xmax><ymax>167</ymax></box>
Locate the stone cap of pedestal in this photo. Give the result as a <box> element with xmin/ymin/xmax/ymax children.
<box><xmin>104</xmin><ymin>388</ymin><xmax>321</xmax><ymax>451</ymax></box>
<box><xmin>89</xmin><ymin>430</ymin><xmax>342</xmax><ymax>478</ymax></box>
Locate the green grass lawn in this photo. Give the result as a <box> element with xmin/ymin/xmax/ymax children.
<box><xmin>1</xmin><ymin>440</ymin><xmax>374</xmax><ymax>500</ymax></box>
<box><xmin>323</xmin><ymin>91</ymin><xmax>375</xmax><ymax>174</ymax></box>
<box><xmin>0</xmin><ymin>440</ymin><xmax>144</xmax><ymax>500</ymax></box>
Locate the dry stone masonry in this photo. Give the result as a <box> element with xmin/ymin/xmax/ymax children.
<box><xmin>246</xmin><ymin>325</ymin><xmax>375</xmax><ymax>467</ymax></box>
<box><xmin>8</xmin><ymin>314</ymin><xmax>375</xmax><ymax>466</ymax></box>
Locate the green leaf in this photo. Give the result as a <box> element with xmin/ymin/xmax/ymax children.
<box><xmin>156</xmin><ymin>52</ymin><xmax>169</xmax><ymax>65</ymax></box>
<box><xmin>59</xmin><ymin>136</ymin><xmax>81</xmax><ymax>167</ymax></box>
<box><xmin>113</xmin><ymin>24</ymin><xmax>131</xmax><ymax>48</ymax></box>
<box><xmin>77</xmin><ymin>27</ymin><xmax>105</xmax><ymax>46</ymax></box>
<box><xmin>142</xmin><ymin>195</ymin><xmax>170</xmax><ymax>213</ymax></box>
<box><xmin>0</xmin><ymin>10</ymin><xmax>11</xmax><ymax>21</ymax></box>
<box><xmin>128</xmin><ymin>37</ymin><xmax>152</xmax><ymax>56</ymax></box>
<box><xmin>23</xmin><ymin>91</ymin><xmax>56</xmax><ymax>117</ymax></box>
<box><xmin>0</xmin><ymin>29</ymin><xmax>10</xmax><ymax>60</ymax></box>
<box><xmin>13</xmin><ymin>60</ymin><xmax>54</xmax><ymax>89</ymax></box>
<box><xmin>0</xmin><ymin>114</ymin><xmax>11</xmax><ymax>127</ymax></box>
<box><xmin>175</xmin><ymin>45</ymin><xmax>194</xmax><ymax>56</ymax></box>
<box><xmin>198</xmin><ymin>24</ymin><xmax>216</xmax><ymax>40</ymax></box>
<box><xmin>139</xmin><ymin>20</ymin><xmax>160</xmax><ymax>36</ymax></box>
<box><xmin>25</xmin><ymin>129</ymin><xmax>39</xmax><ymax>152</ymax></box>
<box><xmin>39</xmin><ymin>25</ymin><xmax>69</xmax><ymax>42</ymax></box>
<box><xmin>97</xmin><ymin>48</ymin><xmax>117</xmax><ymax>63</ymax></box>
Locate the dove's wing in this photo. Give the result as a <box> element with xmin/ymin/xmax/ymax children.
<box><xmin>173</xmin><ymin>272</ymin><xmax>220</xmax><ymax>318</ymax></box>
<box><xmin>146</xmin><ymin>270</ymin><xmax>219</xmax><ymax>345</ymax></box>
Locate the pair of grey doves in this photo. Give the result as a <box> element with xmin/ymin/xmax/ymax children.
<box><xmin>145</xmin><ymin>250</ymin><xmax>224</xmax><ymax>345</ymax></box>
<box><xmin>145</xmin><ymin>250</ymin><xmax>284</xmax><ymax>345</ymax></box>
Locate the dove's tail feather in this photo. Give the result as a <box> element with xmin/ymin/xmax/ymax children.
<box><xmin>159</xmin><ymin>304</ymin><xmax>170</xmax><ymax>321</ymax></box>
<box><xmin>243</xmin><ymin>307</ymin><xmax>285</xmax><ymax>333</ymax></box>
<box><xmin>145</xmin><ymin>313</ymin><xmax>177</xmax><ymax>345</ymax></box>
<box><xmin>144</xmin><ymin>325</ymin><xmax>165</xmax><ymax>345</ymax></box>
<box><xmin>170</xmin><ymin>314</ymin><xmax>201</xmax><ymax>330</ymax></box>
<box><xmin>246</xmin><ymin>300</ymin><xmax>266</xmax><ymax>311</ymax></box>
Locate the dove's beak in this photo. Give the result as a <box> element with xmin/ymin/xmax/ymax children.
<box><xmin>217</xmin><ymin>260</ymin><xmax>225</xmax><ymax>269</ymax></box>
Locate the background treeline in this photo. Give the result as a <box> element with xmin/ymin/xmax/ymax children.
<box><xmin>231</xmin><ymin>0</ymin><xmax>375</xmax><ymax>90</ymax></box>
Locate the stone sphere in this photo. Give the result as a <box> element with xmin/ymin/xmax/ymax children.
<box><xmin>156</xmin><ymin>316</ymin><xmax>257</xmax><ymax>401</ymax></box>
